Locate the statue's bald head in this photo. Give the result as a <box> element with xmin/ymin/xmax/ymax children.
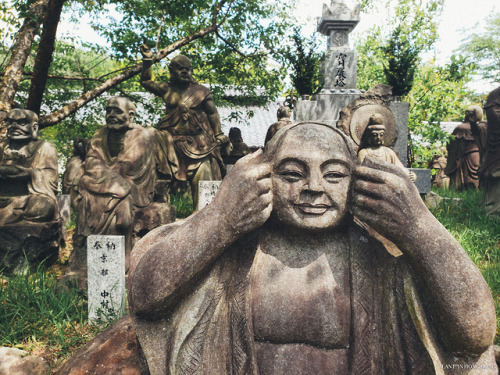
<box><xmin>105</xmin><ymin>97</ymin><xmax>136</xmax><ymax>130</ymax></box>
<box><xmin>465</xmin><ymin>105</ymin><xmax>483</xmax><ymax>122</ymax></box>
<box><xmin>6</xmin><ymin>109</ymin><xmax>39</xmax><ymax>141</ymax></box>
<box><xmin>169</xmin><ymin>55</ymin><xmax>192</xmax><ymax>69</ymax></box>
<box><xmin>169</xmin><ymin>55</ymin><xmax>194</xmax><ymax>84</ymax></box>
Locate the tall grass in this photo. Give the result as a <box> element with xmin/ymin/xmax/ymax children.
<box><xmin>0</xmin><ymin>263</ymin><xmax>100</xmax><ymax>365</ymax></box>
<box><xmin>429</xmin><ymin>188</ymin><xmax>500</xmax><ymax>344</ymax></box>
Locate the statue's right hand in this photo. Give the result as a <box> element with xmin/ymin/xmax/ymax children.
<box><xmin>140</xmin><ymin>44</ymin><xmax>154</xmax><ymax>59</ymax></box>
<box><xmin>211</xmin><ymin>149</ymin><xmax>272</xmax><ymax>237</ymax></box>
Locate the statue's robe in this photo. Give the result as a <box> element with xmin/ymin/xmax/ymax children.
<box><xmin>141</xmin><ymin>67</ymin><xmax>222</xmax><ymax>181</ymax></box>
<box><xmin>479</xmin><ymin>87</ymin><xmax>500</xmax><ymax>216</ymax></box>
<box><xmin>0</xmin><ymin>139</ymin><xmax>58</xmax><ymax>224</ymax></box>
<box><xmin>444</xmin><ymin>122</ymin><xmax>484</xmax><ymax>189</ymax></box>
<box><xmin>130</xmin><ymin>223</ymin><xmax>496</xmax><ymax>375</ymax></box>
<box><xmin>77</xmin><ymin>125</ymin><xmax>155</xmax><ymax>237</ymax></box>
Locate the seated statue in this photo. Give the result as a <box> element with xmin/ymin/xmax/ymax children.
<box><xmin>129</xmin><ymin>122</ymin><xmax>496</xmax><ymax>374</ymax></box>
<box><xmin>222</xmin><ymin>127</ymin><xmax>250</xmax><ymax>165</ymax></box>
<box><xmin>62</xmin><ymin>137</ymin><xmax>89</xmax><ymax>212</ymax></box>
<box><xmin>140</xmin><ymin>46</ymin><xmax>229</xmax><ymax>208</ymax></box>
<box><xmin>358</xmin><ymin>113</ymin><xmax>416</xmax><ymax>182</ymax></box>
<box><xmin>444</xmin><ymin>105</ymin><xmax>485</xmax><ymax>190</ymax></box>
<box><xmin>264</xmin><ymin>105</ymin><xmax>293</xmax><ymax>144</ymax></box>
<box><xmin>74</xmin><ymin>97</ymin><xmax>160</xmax><ymax>268</ymax></box>
<box><xmin>0</xmin><ymin>109</ymin><xmax>58</xmax><ymax>224</ymax></box>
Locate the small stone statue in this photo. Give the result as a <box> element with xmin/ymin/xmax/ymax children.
<box><xmin>429</xmin><ymin>147</ymin><xmax>450</xmax><ymax>190</ymax></box>
<box><xmin>444</xmin><ymin>105</ymin><xmax>485</xmax><ymax>190</ymax></box>
<box><xmin>474</xmin><ymin>86</ymin><xmax>500</xmax><ymax>216</ymax></box>
<box><xmin>222</xmin><ymin>127</ymin><xmax>250</xmax><ymax>165</ymax></box>
<box><xmin>358</xmin><ymin>113</ymin><xmax>416</xmax><ymax>181</ymax></box>
<box><xmin>129</xmin><ymin>123</ymin><xmax>496</xmax><ymax>374</ymax></box>
<box><xmin>0</xmin><ymin>109</ymin><xmax>60</xmax><ymax>272</ymax></box>
<box><xmin>140</xmin><ymin>46</ymin><xmax>229</xmax><ymax>208</ymax></box>
<box><xmin>264</xmin><ymin>105</ymin><xmax>292</xmax><ymax>144</ymax></box>
<box><xmin>62</xmin><ymin>137</ymin><xmax>89</xmax><ymax>211</ymax></box>
<box><xmin>72</xmin><ymin>97</ymin><xmax>172</xmax><ymax>272</ymax></box>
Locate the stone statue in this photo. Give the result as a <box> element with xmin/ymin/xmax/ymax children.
<box><xmin>140</xmin><ymin>46</ymin><xmax>229</xmax><ymax>207</ymax></box>
<box><xmin>429</xmin><ymin>147</ymin><xmax>450</xmax><ymax>190</ymax></box>
<box><xmin>0</xmin><ymin>109</ymin><xmax>60</xmax><ymax>272</ymax></box>
<box><xmin>473</xmin><ymin>86</ymin><xmax>500</xmax><ymax>216</ymax></box>
<box><xmin>0</xmin><ymin>109</ymin><xmax>58</xmax><ymax>224</ymax></box>
<box><xmin>62</xmin><ymin>137</ymin><xmax>88</xmax><ymax>211</ymax></box>
<box><xmin>358</xmin><ymin>113</ymin><xmax>416</xmax><ymax>181</ymax></box>
<box><xmin>444</xmin><ymin>105</ymin><xmax>485</xmax><ymax>190</ymax></box>
<box><xmin>264</xmin><ymin>105</ymin><xmax>292</xmax><ymax>144</ymax></box>
<box><xmin>129</xmin><ymin>123</ymin><xmax>497</xmax><ymax>374</ymax></box>
<box><xmin>222</xmin><ymin>127</ymin><xmax>250</xmax><ymax>165</ymax></box>
<box><xmin>72</xmin><ymin>97</ymin><xmax>172</xmax><ymax>272</ymax></box>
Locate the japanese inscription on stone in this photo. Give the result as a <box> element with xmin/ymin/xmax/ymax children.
<box><xmin>87</xmin><ymin>235</ymin><xmax>126</xmax><ymax>325</ymax></box>
<box><xmin>197</xmin><ymin>181</ymin><xmax>222</xmax><ymax>210</ymax></box>
<box><xmin>334</xmin><ymin>53</ymin><xmax>347</xmax><ymax>88</ymax></box>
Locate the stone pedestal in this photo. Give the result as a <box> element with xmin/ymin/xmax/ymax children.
<box><xmin>0</xmin><ymin>220</ymin><xmax>60</xmax><ymax>274</ymax></box>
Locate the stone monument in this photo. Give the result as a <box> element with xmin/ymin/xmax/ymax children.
<box><xmin>129</xmin><ymin>122</ymin><xmax>497</xmax><ymax>374</ymax></box>
<box><xmin>294</xmin><ymin>0</ymin><xmax>364</xmax><ymax>124</ymax></box>
<box><xmin>444</xmin><ymin>105</ymin><xmax>485</xmax><ymax>190</ymax></box>
<box><xmin>70</xmin><ymin>97</ymin><xmax>174</xmax><ymax>278</ymax></box>
<box><xmin>0</xmin><ymin>109</ymin><xmax>60</xmax><ymax>273</ymax></box>
<box><xmin>140</xmin><ymin>47</ymin><xmax>230</xmax><ymax>209</ymax></box>
<box><xmin>475</xmin><ymin>86</ymin><xmax>500</xmax><ymax>217</ymax></box>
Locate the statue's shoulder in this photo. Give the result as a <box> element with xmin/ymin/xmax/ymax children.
<box><xmin>30</xmin><ymin>139</ymin><xmax>57</xmax><ymax>155</ymax></box>
<box><xmin>190</xmin><ymin>83</ymin><xmax>211</xmax><ymax>97</ymax></box>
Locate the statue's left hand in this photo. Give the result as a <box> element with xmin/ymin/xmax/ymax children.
<box><xmin>0</xmin><ymin>165</ymin><xmax>28</xmax><ymax>176</ymax></box>
<box><xmin>352</xmin><ymin>157</ymin><xmax>429</xmax><ymax>245</ymax></box>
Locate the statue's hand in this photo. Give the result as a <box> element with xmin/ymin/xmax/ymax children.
<box><xmin>215</xmin><ymin>133</ymin><xmax>230</xmax><ymax>146</ymax></box>
<box><xmin>212</xmin><ymin>149</ymin><xmax>272</xmax><ymax>237</ymax></box>
<box><xmin>0</xmin><ymin>165</ymin><xmax>31</xmax><ymax>178</ymax></box>
<box><xmin>140</xmin><ymin>44</ymin><xmax>154</xmax><ymax>59</ymax></box>
<box><xmin>352</xmin><ymin>157</ymin><xmax>429</xmax><ymax>245</ymax></box>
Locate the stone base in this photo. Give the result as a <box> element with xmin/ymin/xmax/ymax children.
<box><xmin>54</xmin><ymin>315</ymin><xmax>149</xmax><ymax>375</ymax></box>
<box><xmin>0</xmin><ymin>220</ymin><xmax>60</xmax><ymax>274</ymax></box>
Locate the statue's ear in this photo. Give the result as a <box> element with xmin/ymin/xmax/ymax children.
<box><xmin>129</xmin><ymin>111</ymin><xmax>135</xmax><ymax>123</ymax></box>
<box><xmin>31</xmin><ymin>122</ymin><xmax>39</xmax><ymax>141</ymax></box>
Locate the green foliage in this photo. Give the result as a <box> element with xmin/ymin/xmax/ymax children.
<box><xmin>382</xmin><ymin>26</ymin><xmax>419</xmax><ymax>97</ymax></box>
<box><xmin>280</xmin><ymin>28</ymin><xmax>323</xmax><ymax>98</ymax></box>
<box><xmin>170</xmin><ymin>193</ymin><xmax>194</xmax><ymax>219</ymax></box>
<box><xmin>0</xmin><ymin>264</ymin><xmax>101</xmax><ymax>359</ymax></box>
<box><xmin>429</xmin><ymin>188</ymin><xmax>500</xmax><ymax>343</ymax></box>
<box><xmin>355</xmin><ymin>26</ymin><xmax>385</xmax><ymax>91</ymax></box>
<box><xmin>406</xmin><ymin>57</ymin><xmax>476</xmax><ymax>166</ymax></box>
<box><xmin>458</xmin><ymin>12</ymin><xmax>500</xmax><ymax>83</ymax></box>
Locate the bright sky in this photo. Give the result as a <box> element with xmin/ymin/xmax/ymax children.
<box><xmin>57</xmin><ymin>0</ymin><xmax>498</xmax><ymax>92</ymax></box>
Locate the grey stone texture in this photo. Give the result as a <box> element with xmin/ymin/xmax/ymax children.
<box><xmin>87</xmin><ymin>235</ymin><xmax>126</xmax><ymax>325</ymax></box>
<box><xmin>0</xmin><ymin>347</ymin><xmax>50</xmax><ymax>375</ymax></box>
<box><xmin>129</xmin><ymin>123</ymin><xmax>497</xmax><ymax>374</ymax></box>
<box><xmin>196</xmin><ymin>180</ymin><xmax>221</xmax><ymax>210</ymax></box>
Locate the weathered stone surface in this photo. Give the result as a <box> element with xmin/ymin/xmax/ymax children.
<box><xmin>410</xmin><ymin>168</ymin><xmax>432</xmax><ymax>194</ymax></box>
<box><xmin>0</xmin><ymin>347</ymin><xmax>50</xmax><ymax>375</ymax></box>
<box><xmin>129</xmin><ymin>123</ymin><xmax>497</xmax><ymax>374</ymax></box>
<box><xmin>0</xmin><ymin>220</ymin><xmax>60</xmax><ymax>273</ymax></box>
<box><xmin>54</xmin><ymin>315</ymin><xmax>148</xmax><ymax>375</ymax></box>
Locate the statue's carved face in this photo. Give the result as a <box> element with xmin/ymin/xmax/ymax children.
<box><xmin>271</xmin><ymin>125</ymin><xmax>353</xmax><ymax>232</ymax></box>
<box><xmin>5</xmin><ymin>109</ymin><xmax>38</xmax><ymax>141</ymax></box>
<box><xmin>105</xmin><ymin>98</ymin><xmax>134</xmax><ymax>130</ymax></box>
<box><xmin>368</xmin><ymin>129</ymin><xmax>384</xmax><ymax>147</ymax></box>
<box><xmin>169</xmin><ymin>61</ymin><xmax>193</xmax><ymax>84</ymax></box>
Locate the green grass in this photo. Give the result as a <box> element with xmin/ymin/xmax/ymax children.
<box><xmin>0</xmin><ymin>263</ymin><xmax>101</xmax><ymax>367</ymax></box>
<box><xmin>429</xmin><ymin>188</ymin><xmax>500</xmax><ymax>344</ymax></box>
<box><xmin>170</xmin><ymin>193</ymin><xmax>194</xmax><ymax>218</ymax></box>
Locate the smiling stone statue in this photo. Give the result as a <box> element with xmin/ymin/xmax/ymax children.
<box><xmin>129</xmin><ymin>122</ymin><xmax>497</xmax><ymax>374</ymax></box>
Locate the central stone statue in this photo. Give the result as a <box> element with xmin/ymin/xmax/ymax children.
<box><xmin>140</xmin><ymin>46</ymin><xmax>229</xmax><ymax>206</ymax></box>
<box><xmin>129</xmin><ymin>122</ymin><xmax>496</xmax><ymax>374</ymax></box>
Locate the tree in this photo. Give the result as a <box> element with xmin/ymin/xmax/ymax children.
<box><xmin>458</xmin><ymin>12</ymin><xmax>500</xmax><ymax>83</ymax></box>
<box><xmin>0</xmin><ymin>0</ymin><xmax>291</xmax><ymax>133</ymax></box>
<box><xmin>280</xmin><ymin>28</ymin><xmax>323</xmax><ymax>102</ymax></box>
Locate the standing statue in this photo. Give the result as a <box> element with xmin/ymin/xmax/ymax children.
<box><xmin>473</xmin><ymin>86</ymin><xmax>500</xmax><ymax>216</ymax></box>
<box><xmin>62</xmin><ymin>137</ymin><xmax>88</xmax><ymax>212</ymax></box>
<box><xmin>0</xmin><ymin>109</ymin><xmax>60</xmax><ymax>272</ymax></box>
<box><xmin>358</xmin><ymin>113</ymin><xmax>416</xmax><ymax>181</ymax></box>
<box><xmin>140</xmin><ymin>46</ymin><xmax>229</xmax><ymax>207</ymax></box>
<box><xmin>264</xmin><ymin>105</ymin><xmax>292</xmax><ymax>144</ymax></box>
<box><xmin>129</xmin><ymin>123</ymin><xmax>496</xmax><ymax>374</ymax></box>
<box><xmin>429</xmin><ymin>147</ymin><xmax>450</xmax><ymax>190</ymax></box>
<box><xmin>444</xmin><ymin>105</ymin><xmax>485</xmax><ymax>190</ymax></box>
<box><xmin>73</xmin><ymin>97</ymin><xmax>162</xmax><ymax>271</ymax></box>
